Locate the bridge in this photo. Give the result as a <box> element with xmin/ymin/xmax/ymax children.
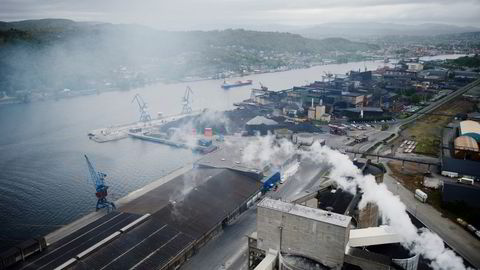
<box><xmin>343</xmin><ymin>149</ymin><xmax>440</xmax><ymax>169</ymax></box>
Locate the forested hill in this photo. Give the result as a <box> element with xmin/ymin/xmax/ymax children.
<box><xmin>0</xmin><ymin>19</ymin><xmax>379</xmax><ymax>94</ymax></box>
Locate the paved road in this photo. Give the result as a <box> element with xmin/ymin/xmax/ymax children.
<box><xmin>181</xmin><ymin>206</ymin><xmax>256</xmax><ymax>270</ymax></box>
<box><xmin>271</xmin><ymin>160</ymin><xmax>328</xmax><ymax>202</ymax></box>
<box><xmin>383</xmin><ymin>169</ymin><xmax>480</xmax><ymax>269</ymax></box>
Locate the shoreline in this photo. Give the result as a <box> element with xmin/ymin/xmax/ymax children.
<box><xmin>0</xmin><ymin>54</ymin><xmax>463</xmax><ymax>107</ymax></box>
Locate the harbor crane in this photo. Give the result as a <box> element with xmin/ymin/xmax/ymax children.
<box><xmin>84</xmin><ymin>155</ymin><xmax>116</xmax><ymax>212</ymax></box>
<box><xmin>181</xmin><ymin>86</ymin><xmax>193</xmax><ymax>114</ymax></box>
<box><xmin>132</xmin><ymin>94</ymin><xmax>152</xmax><ymax>124</ymax></box>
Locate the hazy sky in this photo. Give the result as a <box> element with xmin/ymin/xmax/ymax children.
<box><xmin>1</xmin><ymin>0</ymin><xmax>480</xmax><ymax>30</ymax></box>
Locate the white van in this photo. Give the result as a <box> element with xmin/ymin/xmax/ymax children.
<box><xmin>458</xmin><ymin>177</ymin><xmax>474</xmax><ymax>185</ymax></box>
<box><xmin>415</xmin><ymin>189</ymin><xmax>428</xmax><ymax>203</ymax></box>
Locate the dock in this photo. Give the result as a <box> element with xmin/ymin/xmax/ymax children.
<box><xmin>9</xmin><ymin>141</ymin><xmax>265</xmax><ymax>270</ymax></box>
<box><xmin>88</xmin><ymin>111</ymin><xmax>202</xmax><ymax>143</ymax></box>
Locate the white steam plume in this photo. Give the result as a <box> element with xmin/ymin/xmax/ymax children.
<box><xmin>242</xmin><ymin>135</ymin><xmax>472</xmax><ymax>270</ymax></box>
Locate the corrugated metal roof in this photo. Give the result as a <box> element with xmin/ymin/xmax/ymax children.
<box><xmin>460</xmin><ymin>120</ymin><xmax>480</xmax><ymax>140</ymax></box>
<box><xmin>454</xmin><ymin>136</ymin><xmax>479</xmax><ymax>151</ymax></box>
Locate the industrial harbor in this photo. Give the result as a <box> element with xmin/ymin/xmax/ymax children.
<box><xmin>2</xmin><ymin>52</ymin><xmax>480</xmax><ymax>270</ymax></box>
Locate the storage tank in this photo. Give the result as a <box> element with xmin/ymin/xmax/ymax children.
<box><xmin>279</xmin><ymin>253</ymin><xmax>330</xmax><ymax>270</ymax></box>
<box><xmin>367</xmin><ymin>243</ymin><xmax>419</xmax><ymax>270</ymax></box>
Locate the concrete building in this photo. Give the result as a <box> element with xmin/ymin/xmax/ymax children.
<box><xmin>249</xmin><ymin>197</ymin><xmax>419</xmax><ymax>270</ymax></box>
<box><xmin>256</xmin><ymin>198</ymin><xmax>351</xmax><ymax>269</ymax></box>
<box><xmin>307</xmin><ymin>105</ymin><xmax>330</xmax><ymax>123</ymax></box>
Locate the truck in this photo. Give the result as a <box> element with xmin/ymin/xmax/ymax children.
<box><xmin>261</xmin><ymin>171</ymin><xmax>281</xmax><ymax>192</ymax></box>
<box><xmin>414</xmin><ymin>189</ymin><xmax>428</xmax><ymax>203</ymax></box>
<box><xmin>457</xmin><ymin>177</ymin><xmax>474</xmax><ymax>185</ymax></box>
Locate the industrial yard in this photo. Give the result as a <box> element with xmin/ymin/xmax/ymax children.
<box><xmin>2</xmin><ymin>58</ymin><xmax>480</xmax><ymax>270</ymax></box>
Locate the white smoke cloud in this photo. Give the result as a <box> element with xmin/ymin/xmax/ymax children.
<box><xmin>241</xmin><ymin>134</ymin><xmax>297</xmax><ymax>169</ymax></box>
<box><xmin>241</xmin><ymin>134</ymin><xmax>473</xmax><ymax>270</ymax></box>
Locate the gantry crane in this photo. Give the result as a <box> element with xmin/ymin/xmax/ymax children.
<box><xmin>181</xmin><ymin>86</ymin><xmax>193</xmax><ymax>114</ymax></box>
<box><xmin>84</xmin><ymin>155</ymin><xmax>116</xmax><ymax>211</ymax></box>
<box><xmin>132</xmin><ymin>94</ymin><xmax>152</xmax><ymax>124</ymax></box>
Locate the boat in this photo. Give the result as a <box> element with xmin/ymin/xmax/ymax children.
<box><xmin>221</xmin><ymin>79</ymin><xmax>252</xmax><ymax>89</ymax></box>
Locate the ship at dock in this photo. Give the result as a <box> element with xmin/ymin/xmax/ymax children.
<box><xmin>221</xmin><ymin>79</ymin><xmax>252</xmax><ymax>89</ymax></box>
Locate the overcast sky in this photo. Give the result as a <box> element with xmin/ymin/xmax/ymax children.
<box><xmin>1</xmin><ymin>0</ymin><xmax>480</xmax><ymax>30</ymax></box>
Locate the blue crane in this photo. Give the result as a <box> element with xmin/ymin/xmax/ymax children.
<box><xmin>132</xmin><ymin>94</ymin><xmax>152</xmax><ymax>124</ymax></box>
<box><xmin>84</xmin><ymin>155</ymin><xmax>116</xmax><ymax>211</ymax></box>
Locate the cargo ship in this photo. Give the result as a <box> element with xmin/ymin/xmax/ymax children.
<box><xmin>221</xmin><ymin>79</ymin><xmax>253</xmax><ymax>89</ymax></box>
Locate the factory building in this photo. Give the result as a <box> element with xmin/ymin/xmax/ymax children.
<box><xmin>256</xmin><ymin>198</ymin><xmax>351</xmax><ymax>268</ymax></box>
<box><xmin>249</xmin><ymin>197</ymin><xmax>419</xmax><ymax>270</ymax></box>
<box><xmin>441</xmin><ymin>157</ymin><xmax>480</xmax><ymax>180</ymax></box>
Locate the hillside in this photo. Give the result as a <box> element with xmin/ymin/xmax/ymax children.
<box><xmin>295</xmin><ymin>22</ymin><xmax>480</xmax><ymax>39</ymax></box>
<box><xmin>0</xmin><ymin>19</ymin><xmax>379</xmax><ymax>94</ymax></box>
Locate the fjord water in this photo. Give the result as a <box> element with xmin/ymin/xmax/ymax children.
<box><xmin>0</xmin><ymin>56</ymin><xmax>457</xmax><ymax>250</ymax></box>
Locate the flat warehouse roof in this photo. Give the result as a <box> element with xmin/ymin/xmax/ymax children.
<box><xmin>15</xmin><ymin>167</ymin><xmax>261</xmax><ymax>270</ymax></box>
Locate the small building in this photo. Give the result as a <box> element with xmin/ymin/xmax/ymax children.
<box><xmin>406</xmin><ymin>63</ymin><xmax>423</xmax><ymax>72</ymax></box>
<box><xmin>307</xmin><ymin>105</ymin><xmax>330</xmax><ymax>122</ymax></box>
<box><xmin>245</xmin><ymin>116</ymin><xmax>279</xmax><ymax>135</ymax></box>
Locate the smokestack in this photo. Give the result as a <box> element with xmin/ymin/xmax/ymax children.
<box><xmin>311</xmin><ymin>98</ymin><xmax>314</xmax><ymax>108</ymax></box>
<box><xmin>320</xmin><ymin>99</ymin><xmax>323</xmax><ymax>106</ymax></box>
